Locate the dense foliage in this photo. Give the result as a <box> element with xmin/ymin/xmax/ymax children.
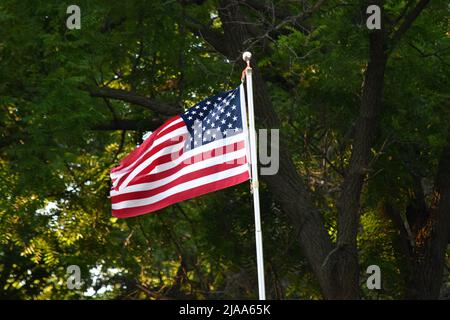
<box><xmin>0</xmin><ymin>0</ymin><xmax>448</xmax><ymax>299</ymax></box>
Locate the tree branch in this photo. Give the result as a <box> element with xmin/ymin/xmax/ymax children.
<box><xmin>390</xmin><ymin>0</ymin><xmax>431</xmax><ymax>47</ymax></box>
<box><xmin>184</xmin><ymin>16</ymin><xmax>231</xmax><ymax>57</ymax></box>
<box><xmin>391</xmin><ymin>0</ymin><xmax>414</xmax><ymax>27</ymax></box>
<box><xmin>243</xmin><ymin>0</ymin><xmax>327</xmax><ymax>23</ymax></box>
<box><xmin>92</xmin><ymin>118</ymin><xmax>164</xmax><ymax>131</ymax></box>
<box><xmin>408</xmin><ymin>42</ymin><xmax>450</xmax><ymax>67</ymax></box>
<box><xmin>88</xmin><ymin>87</ymin><xmax>181</xmax><ymax>116</ymax></box>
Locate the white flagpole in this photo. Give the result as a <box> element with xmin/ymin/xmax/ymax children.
<box><xmin>242</xmin><ymin>51</ymin><xmax>266</xmax><ymax>300</ymax></box>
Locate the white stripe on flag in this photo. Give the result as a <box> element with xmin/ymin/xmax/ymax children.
<box><xmin>110</xmin><ymin>120</ymin><xmax>185</xmax><ymax>179</ymax></box>
<box><xmin>112</xmin><ymin>164</ymin><xmax>249</xmax><ymax>210</ymax></box>
<box><xmin>148</xmin><ymin>132</ymin><xmax>246</xmax><ymax>175</ymax></box>
<box><xmin>110</xmin><ymin>147</ymin><xmax>247</xmax><ymax>196</ymax></box>
<box><xmin>118</xmin><ymin>137</ymin><xmax>186</xmax><ymax>190</ymax></box>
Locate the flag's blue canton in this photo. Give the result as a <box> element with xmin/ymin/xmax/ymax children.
<box><xmin>180</xmin><ymin>87</ymin><xmax>243</xmax><ymax>150</ymax></box>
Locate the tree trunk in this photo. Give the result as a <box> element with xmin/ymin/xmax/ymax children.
<box><xmin>405</xmin><ymin>135</ymin><xmax>450</xmax><ymax>299</ymax></box>
<box><xmin>216</xmin><ymin>1</ymin><xmax>349</xmax><ymax>299</ymax></box>
<box><xmin>335</xmin><ymin>22</ymin><xmax>388</xmax><ymax>298</ymax></box>
<box><xmin>252</xmin><ymin>69</ymin><xmax>344</xmax><ymax>299</ymax></box>
<box><xmin>216</xmin><ymin>0</ymin><xmax>380</xmax><ymax>299</ymax></box>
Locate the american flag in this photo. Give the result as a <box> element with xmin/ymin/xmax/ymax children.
<box><xmin>110</xmin><ymin>85</ymin><xmax>251</xmax><ymax>218</ymax></box>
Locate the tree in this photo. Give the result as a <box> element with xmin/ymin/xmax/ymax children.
<box><xmin>0</xmin><ymin>0</ymin><xmax>448</xmax><ymax>299</ymax></box>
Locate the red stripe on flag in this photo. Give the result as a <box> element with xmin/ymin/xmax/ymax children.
<box><xmin>112</xmin><ymin>156</ymin><xmax>247</xmax><ymax>203</ymax></box>
<box><xmin>111</xmin><ymin>116</ymin><xmax>181</xmax><ymax>173</ymax></box>
<box><xmin>127</xmin><ymin>140</ymin><xmax>246</xmax><ymax>186</ymax></box>
<box><xmin>112</xmin><ymin>171</ymin><xmax>249</xmax><ymax>218</ymax></box>
<box><xmin>113</xmin><ymin>134</ymin><xmax>186</xmax><ymax>190</ymax></box>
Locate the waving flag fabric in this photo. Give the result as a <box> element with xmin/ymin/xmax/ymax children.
<box><xmin>110</xmin><ymin>85</ymin><xmax>250</xmax><ymax>218</ymax></box>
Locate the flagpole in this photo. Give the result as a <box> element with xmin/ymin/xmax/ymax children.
<box><xmin>242</xmin><ymin>51</ymin><xmax>266</xmax><ymax>300</ymax></box>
